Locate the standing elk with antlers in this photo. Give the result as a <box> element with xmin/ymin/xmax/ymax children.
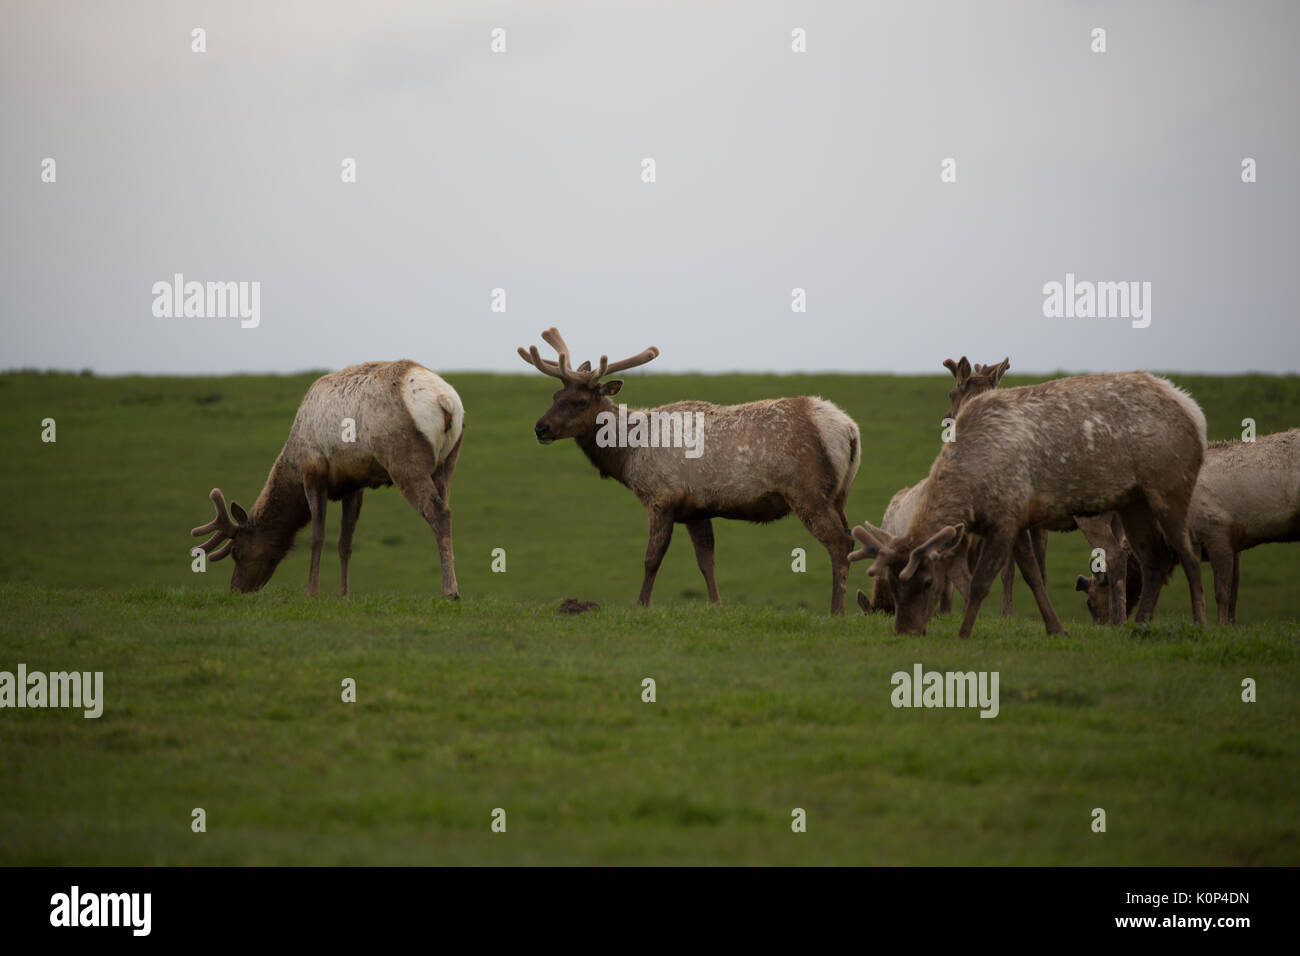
<box><xmin>190</xmin><ymin>361</ymin><xmax>464</xmax><ymax>596</ymax></box>
<box><xmin>519</xmin><ymin>328</ymin><xmax>861</xmax><ymax>614</ymax></box>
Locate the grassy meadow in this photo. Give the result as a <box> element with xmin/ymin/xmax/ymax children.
<box><xmin>0</xmin><ymin>368</ymin><xmax>1297</xmax><ymax>864</ymax></box>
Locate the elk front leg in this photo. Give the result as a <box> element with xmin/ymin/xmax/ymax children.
<box><xmin>957</xmin><ymin>530</ymin><xmax>1013</xmax><ymax>639</ymax></box>
<box><xmin>1000</xmin><ymin>555</ymin><xmax>1015</xmax><ymax>616</ymax></box>
<box><xmin>1013</xmin><ymin>531</ymin><xmax>1065</xmax><ymax>635</ymax></box>
<box><xmin>1207</xmin><ymin>543</ymin><xmax>1234</xmax><ymax>625</ymax></box>
<box><xmin>686</xmin><ymin>518</ymin><xmax>720</xmax><ymax>603</ymax></box>
<box><xmin>303</xmin><ymin>469</ymin><xmax>328</xmax><ymax>597</ymax></box>
<box><xmin>638</xmin><ymin>508</ymin><xmax>674</xmax><ymax>606</ymax></box>
<box><xmin>338</xmin><ymin>489</ymin><xmax>363</xmax><ymax>596</ymax></box>
<box><xmin>1107</xmin><ymin>548</ymin><xmax>1127</xmax><ymax>626</ymax></box>
<box><xmin>1228</xmin><ymin>552</ymin><xmax>1241</xmax><ymax>624</ymax></box>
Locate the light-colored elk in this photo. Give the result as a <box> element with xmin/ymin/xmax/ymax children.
<box><xmin>945</xmin><ymin>355</ymin><xmax>1134</xmax><ymax>626</ymax></box>
<box><xmin>856</xmin><ymin>357</ymin><xmax>1011</xmax><ymax>618</ymax></box>
<box><xmin>1077</xmin><ymin>429</ymin><xmax>1300</xmax><ymax>624</ymax></box>
<box><xmin>519</xmin><ymin>328</ymin><xmax>861</xmax><ymax>614</ymax></box>
<box><xmin>849</xmin><ymin>372</ymin><xmax>1208</xmax><ymax>637</ymax></box>
<box><xmin>190</xmin><ymin>361</ymin><xmax>464</xmax><ymax>596</ymax></box>
<box><xmin>858</xmin><ymin>479</ymin><xmax>973</xmax><ymax>616</ymax></box>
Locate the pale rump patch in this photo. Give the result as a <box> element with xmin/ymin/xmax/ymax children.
<box><xmin>401</xmin><ymin>367</ymin><xmax>464</xmax><ymax>461</ymax></box>
<box><xmin>1152</xmin><ymin>376</ymin><xmax>1208</xmax><ymax>449</ymax></box>
<box><xmin>807</xmin><ymin>397</ymin><xmax>861</xmax><ymax>493</ymax></box>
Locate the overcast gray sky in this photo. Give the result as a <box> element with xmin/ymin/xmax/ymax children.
<box><xmin>2</xmin><ymin>0</ymin><xmax>1297</xmax><ymax>375</ymax></box>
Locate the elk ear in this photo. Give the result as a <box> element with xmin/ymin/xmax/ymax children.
<box><xmin>956</xmin><ymin>357</ymin><xmax>972</xmax><ymax>382</ymax></box>
<box><xmin>601</xmin><ymin>379</ymin><xmax>623</xmax><ymax>397</ymax></box>
<box><xmin>1075</xmin><ymin>574</ymin><xmax>1091</xmax><ymax>592</ymax></box>
<box><xmin>230</xmin><ymin>501</ymin><xmax>250</xmax><ymax>526</ymax></box>
<box><xmin>576</xmin><ymin>360</ymin><xmax>592</xmax><ymax>372</ymax></box>
<box><xmin>989</xmin><ymin>357</ymin><xmax>1010</xmax><ymax>386</ymax></box>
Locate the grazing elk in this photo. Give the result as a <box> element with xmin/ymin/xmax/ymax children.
<box><xmin>1077</xmin><ymin>429</ymin><xmax>1300</xmax><ymax>624</ymax></box>
<box><xmin>190</xmin><ymin>361</ymin><xmax>464</xmax><ymax>596</ymax></box>
<box><xmin>849</xmin><ymin>372</ymin><xmax>1208</xmax><ymax>637</ymax></box>
<box><xmin>519</xmin><ymin>328</ymin><xmax>861</xmax><ymax>613</ymax></box>
<box><xmin>946</xmin><ymin>355</ymin><xmax>1134</xmax><ymax>626</ymax></box>
<box><xmin>855</xmin><ymin>358</ymin><xmax>1012</xmax><ymax>618</ymax></box>
<box><xmin>857</xmin><ymin>479</ymin><xmax>973</xmax><ymax>616</ymax></box>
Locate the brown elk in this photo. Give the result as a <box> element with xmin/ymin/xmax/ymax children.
<box><xmin>945</xmin><ymin>356</ymin><xmax>1135</xmax><ymax>626</ymax></box>
<box><xmin>849</xmin><ymin>372</ymin><xmax>1208</xmax><ymax>637</ymax></box>
<box><xmin>856</xmin><ymin>357</ymin><xmax>1013</xmax><ymax>618</ymax></box>
<box><xmin>1077</xmin><ymin>429</ymin><xmax>1300</xmax><ymax>624</ymax></box>
<box><xmin>190</xmin><ymin>361</ymin><xmax>463</xmax><ymax>596</ymax></box>
<box><xmin>519</xmin><ymin>328</ymin><xmax>861</xmax><ymax>613</ymax></box>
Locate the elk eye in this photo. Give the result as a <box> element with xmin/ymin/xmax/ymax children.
<box><xmin>923</xmin><ymin>578</ymin><xmax>933</xmax><ymax>589</ymax></box>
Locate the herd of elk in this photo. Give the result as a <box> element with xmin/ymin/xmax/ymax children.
<box><xmin>849</xmin><ymin>371</ymin><xmax>1209</xmax><ymax>637</ymax></box>
<box><xmin>187</xmin><ymin>334</ymin><xmax>1293</xmax><ymax>635</ymax></box>
<box><xmin>1076</xmin><ymin>428</ymin><xmax>1300</xmax><ymax>625</ymax></box>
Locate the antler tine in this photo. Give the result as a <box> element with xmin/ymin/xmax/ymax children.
<box><xmin>191</xmin><ymin>488</ymin><xmax>241</xmax><ymax>556</ymax></box>
<box><xmin>540</xmin><ymin>327</ymin><xmax>572</xmax><ymax>363</ymax></box>
<box><xmin>603</xmin><ymin>346</ymin><xmax>660</xmax><ymax>376</ymax></box>
<box><xmin>519</xmin><ymin>345</ymin><xmax>568</xmax><ymax>381</ymax></box>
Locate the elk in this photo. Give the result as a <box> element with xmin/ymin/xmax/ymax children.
<box><xmin>855</xmin><ymin>358</ymin><xmax>1013</xmax><ymax>618</ymax></box>
<box><xmin>945</xmin><ymin>355</ymin><xmax>1134</xmax><ymax>626</ymax></box>
<box><xmin>857</xmin><ymin>479</ymin><xmax>972</xmax><ymax>616</ymax></box>
<box><xmin>519</xmin><ymin>328</ymin><xmax>861</xmax><ymax>613</ymax></box>
<box><xmin>849</xmin><ymin>372</ymin><xmax>1208</xmax><ymax>637</ymax></box>
<box><xmin>1077</xmin><ymin>429</ymin><xmax>1300</xmax><ymax>624</ymax></box>
<box><xmin>190</xmin><ymin>361</ymin><xmax>464</xmax><ymax>596</ymax></box>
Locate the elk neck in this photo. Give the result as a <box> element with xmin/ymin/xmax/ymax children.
<box><xmin>248</xmin><ymin>455</ymin><xmax>312</xmax><ymax>560</ymax></box>
<box><xmin>573</xmin><ymin>399</ymin><xmax>637</xmax><ymax>484</ymax></box>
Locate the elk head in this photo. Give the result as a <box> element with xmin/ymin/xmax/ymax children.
<box><xmin>943</xmin><ymin>356</ymin><xmax>1010</xmax><ymax>421</ymax></box>
<box><xmin>518</xmin><ymin>327</ymin><xmax>659</xmax><ymax>443</ymax></box>
<box><xmin>849</xmin><ymin>521</ymin><xmax>966</xmax><ymax>635</ymax></box>
<box><xmin>1075</xmin><ymin>572</ymin><xmax>1112</xmax><ymax>624</ymax></box>
<box><xmin>191</xmin><ymin>488</ymin><xmax>276</xmax><ymax>592</ymax></box>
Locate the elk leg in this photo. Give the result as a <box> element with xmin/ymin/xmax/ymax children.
<box><xmin>1108</xmin><ymin>548</ymin><xmax>1127</xmax><ymax>627</ymax></box>
<box><xmin>1207</xmin><ymin>543</ymin><xmax>1234</xmax><ymax>625</ymax></box>
<box><xmin>638</xmin><ymin>509</ymin><xmax>674</xmax><ymax>606</ymax></box>
<box><xmin>393</xmin><ymin>470</ymin><xmax>459</xmax><ymax>598</ymax></box>
<box><xmin>431</xmin><ymin>441</ymin><xmax>461</xmax><ymax>598</ymax></box>
<box><xmin>802</xmin><ymin>505</ymin><xmax>853</xmax><ymax>615</ymax></box>
<box><xmin>303</xmin><ymin>470</ymin><xmax>328</xmax><ymax>597</ymax></box>
<box><xmin>1229</xmin><ymin>552</ymin><xmax>1240</xmax><ymax>624</ymax></box>
<box><xmin>1148</xmin><ymin>498</ymin><xmax>1206</xmax><ymax>625</ymax></box>
<box><xmin>1116</xmin><ymin>505</ymin><xmax>1167</xmax><ymax>623</ymax></box>
<box><xmin>685</xmin><ymin>518</ymin><xmax>720</xmax><ymax>603</ymax></box>
<box><xmin>1013</xmin><ymin>532</ymin><xmax>1065</xmax><ymax>635</ymax></box>
<box><xmin>1032</xmin><ymin>526</ymin><xmax>1048</xmax><ymax>581</ymax></box>
<box><xmin>338</xmin><ymin>489</ymin><xmax>363</xmax><ymax>596</ymax></box>
<box><xmin>1000</xmin><ymin>555</ymin><xmax>1015</xmax><ymax>616</ymax></box>
<box><xmin>946</xmin><ymin>540</ymin><xmax>973</xmax><ymax>607</ymax></box>
<box><xmin>957</xmin><ymin>529</ymin><xmax>1013</xmax><ymax>639</ymax></box>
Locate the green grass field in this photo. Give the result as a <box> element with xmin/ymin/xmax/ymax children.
<box><xmin>1</xmin><ymin>369</ymin><xmax>1298</xmax><ymax>864</ymax></box>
